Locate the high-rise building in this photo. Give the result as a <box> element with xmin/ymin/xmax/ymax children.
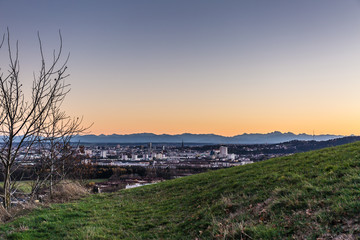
<box><xmin>101</xmin><ymin>150</ymin><xmax>108</xmax><ymax>158</ymax></box>
<box><xmin>219</xmin><ymin>146</ymin><xmax>228</xmax><ymax>158</ymax></box>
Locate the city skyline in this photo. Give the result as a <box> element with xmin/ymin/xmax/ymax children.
<box><xmin>1</xmin><ymin>1</ymin><xmax>360</xmax><ymax>136</ymax></box>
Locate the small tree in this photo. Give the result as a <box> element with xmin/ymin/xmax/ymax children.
<box><xmin>0</xmin><ymin>29</ymin><xmax>76</xmax><ymax>209</ymax></box>
<box><xmin>30</xmin><ymin>107</ymin><xmax>89</xmax><ymax>198</ymax></box>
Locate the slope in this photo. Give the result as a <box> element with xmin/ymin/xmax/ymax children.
<box><xmin>1</xmin><ymin>142</ymin><xmax>360</xmax><ymax>239</ymax></box>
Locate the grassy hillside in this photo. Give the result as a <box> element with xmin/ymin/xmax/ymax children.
<box><xmin>1</xmin><ymin>142</ymin><xmax>360</xmax><ymax>239</ymax></box>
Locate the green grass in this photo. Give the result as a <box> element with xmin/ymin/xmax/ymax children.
<box><xmin>1</xmin><ymin>142</ymin><xmax>360</xmax><ymax>239</ymax></box>
<box><xmin>0</xmin><ymin>181</ymin><xmax>33</xmax><ymax>194</ymax></box>
<box><xmin>0</xmin><ymin>179</ymin><xmax>108</xmax><ymax>194</ymax></box>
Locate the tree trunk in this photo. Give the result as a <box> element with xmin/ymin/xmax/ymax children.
<box><xmin>3</xmin><ymin>165</ymin><xmax>11</xmax><ymax>210</ymax></box>
<box><xmin>50</xmin><ymin>160</ymin><xmax>54</xmax><ymax>197</ymax></box>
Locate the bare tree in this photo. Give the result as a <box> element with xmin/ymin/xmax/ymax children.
<box><xmin>30</xmin><ymin>107</ymin><xmax>89</xmax><ymax>199</ymax></box>
<box><xmin>0</xmin><ymin>28</ymin><xmax>72</xmax><ymax>209</ymax></box>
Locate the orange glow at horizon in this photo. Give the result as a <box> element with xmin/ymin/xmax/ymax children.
<box><xmin>7</xmin><ymin>1</ymin><xmax>360</xmax><ymax>138</ymax></box>
<box><xmin>81</xmin><ymin>109</ymin><xmax>360</xmax><ymax>137</ymax></box>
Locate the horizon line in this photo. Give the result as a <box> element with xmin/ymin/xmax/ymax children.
<box><xmin>80</xmin><ymin>131</ymin><xmax>351</xmax><ymax>138</ymax></box>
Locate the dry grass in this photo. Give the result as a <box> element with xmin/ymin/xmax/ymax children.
<box><xmin>318</xmin><ymin>234</ymin><xmax>357</xmax><ymax>240</ymax></box>
<box><xmin>212</xmin><ymin>219</ymin><xmax>251</xmax><ymax>240</ymax></box>
<box><xmin>0</xmin><ymin>205</ymin><xmax>11</xmax><ymax>223</ymax></box>
<box><xmin>211</xmin><ymin>196</ymin><xmax>254</xmax><ymax>239</ymax></box>
<box><xmin>49</xmin><ymin>180</ymin><xmax>89</xmax><ymax>203</ymax></box>
<box><xmin>1</xmin><ymin>200</ymin><xmax>41</xmax><ymax>223</ymax></box>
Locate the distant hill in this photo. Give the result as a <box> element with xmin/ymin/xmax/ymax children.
<box><xmin>194</xmin><ymin>136</ymin><xmax>360</xmax><ymax>155</ymax></box>
<box><xmin>72</xmin><ymin>131</ymin><xmax>343</xmax><ymax>144</ymax></box>
<box><xmin>3</xmin><ymin>141</ymin><xmax>360</xmax><ymax>239</ymax></box>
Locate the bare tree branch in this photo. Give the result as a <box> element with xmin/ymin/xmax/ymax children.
<box><xmin>0</xmin><ymin>29</ymin><xmax>89</xmax><ymax>209</ymax></box>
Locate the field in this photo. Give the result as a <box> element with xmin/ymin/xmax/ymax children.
<box><xmin>1</xmin><ymin>142</ymin><xmax>360</xmax><ymax>239</ymax></box>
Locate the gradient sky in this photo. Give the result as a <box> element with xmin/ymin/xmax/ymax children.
<box><xmin>1</xmin><ymin>0</ymin><xmax>360</xmax><ymax>136</ymax></box>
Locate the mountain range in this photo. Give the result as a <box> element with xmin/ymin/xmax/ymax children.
<box><xmin>72</xmin><ymin>131</ymin><xmax>344</xmax><ymax>144</ymax></box>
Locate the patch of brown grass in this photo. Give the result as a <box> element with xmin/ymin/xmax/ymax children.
<box><xmin>211</xmin><ymin>196</ymin><xmax>254</xmax><ymax>239</ymax></box>
<box><xmin>0</xmin><ymin>205</ymin><xmax>11</xmax><ymax>223</ymax></box>
<box><xmin>0</xmin><ymin>202</ymin><xmax>37</xmax><ymax>223</ymax></box>
<box><xmin>49</xmin><ymin>180</ymin><xmax>89</xmax><ymax>203</ymax></box>
<box><xmin>318</xmin><ymin>233</ymin><xmax>357</xmax><ymax>240</ymax></box>
<box><xmin>212</xmin><ymin>219</ymin><xmax>252</xmax><ymax>240</ymax></box>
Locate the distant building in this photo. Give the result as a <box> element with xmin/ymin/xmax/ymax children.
<box><xmin>219</xmin><ymin>146</ymin><xmax>228</xmax><ymax>158</ymax></box>
<box><xmin>227</xmin><ymin>153</ymin><xmax>236</xmax><ymax>161</ymax></box>
<box><xmin>84</xmin><ymin>149</ymin><xmax>93</xmax><ymax>156</ymax></box>
<box><xmin>241</xmin><ymin>159</ymin><xmax>253</xmax><ymax>165</ymax></box>
<box><xmin>101</xmin><ymin>150</ymin><xmax>107</xmax><ymax>158</ymax></box>
<box><xmin>155</xmin><ymin>153</ymin><xmax>164</xmax><ymax>159</ymax></box>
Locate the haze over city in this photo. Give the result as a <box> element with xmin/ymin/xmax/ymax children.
<box><xmin>1</xmin><ymin>0</ymin><xmax>360</xmax><ymax>136</ymax></box>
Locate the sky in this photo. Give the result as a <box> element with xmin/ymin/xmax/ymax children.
<box><xmin>1</xmin><ymin>0</ymin><xmax>360</xmax><ymax>136</ymax></box>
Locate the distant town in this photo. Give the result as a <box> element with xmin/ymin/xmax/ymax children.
<box><xmin>74</xmin><ymin>135</ymin><xmax>360</xmax><ymax>169</ymax></box>
<box><xmin>80</xmin><ymin>143</ymin><xmax>253</xmax><ymax>169</ymax></box>
<box><xmin>9</xmin><ymin>135</ymin><xmax>360</xmax><ymax>192</ymax></box>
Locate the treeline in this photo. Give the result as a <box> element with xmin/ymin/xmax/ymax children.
<box><xmin>0</xmin><ymin>164</ymin><xmax>211</xmax><ymax>182</ymax></box>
